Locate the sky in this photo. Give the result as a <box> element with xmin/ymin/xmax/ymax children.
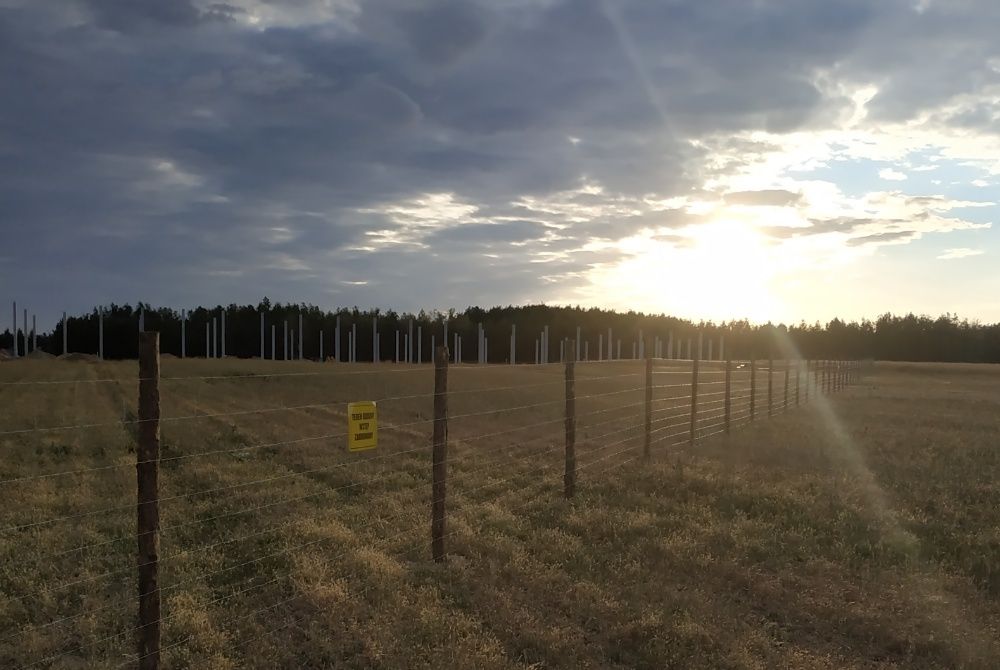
<box><xmin>2</xmin><ymin>0</ymin><xmax>999</xmax><ymax>329</ymax></box>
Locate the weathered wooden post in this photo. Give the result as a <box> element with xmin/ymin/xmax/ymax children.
<box><xmin>644</xmin><ymin>343</ymin><xmax>652</xmax><ymax>460</ymax></box>
<box><xmin>689</xmin><ymin>355</ymin><xmax>699</xmax><ymax>445</ymax></box>
<box><xmin>767</xmin><ymin>356</ymin><xmax>774</xmax><ymax>417</ymax></box>
<box><xmin>431</xmin><ymin>346</ymin><xmax>449</xmax><ymax>561</ymax></box>
<box><xmin>804</xmin><ymin>360</ymin><xmax>811</xmax><ymax>402</ymax></box>
<box><xmin>724</xmin><ymin>356</ymin><xmax>732</xmax><ymax>434</ymax></box>
<box><xmin>783</xmin><ymin>363</ymin><xmax>789</xmax><ymax>412</ymax></box>
<box><xmin>795</xmin><ymin>360</ymin><xmax>801</xmax><ymax>406</ymax></box>
<box><xmin>137</xmin><ymin>332</ymin><xmax>161</xmax><ymax>670</ymax></box>
<box><xmin>565</xmin><ymin>340</ymin><xmax>577</xmax><ymax>496</ymax></box>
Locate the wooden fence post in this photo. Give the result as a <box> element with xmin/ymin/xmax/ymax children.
<box><xmin>749</xmin><ymin>356</ymin><xmax>757</xmax><ymax>421</ymax></box>
<box><xmin>795</xmin><ymin>361</ymin><xmax>801</xmax><ymax>407</ymax></box>
<box><xmin>783</xmin><ymin>362</ymin><xmax>789</xmax><ymax>412</ymax></box>
<box><xmin>431</xmin><ymin>346</ymin><xmax>449</xmax><ymax>561</ymax></box>
<box><xmin>724</xmin><ymin>356</ymin><xmax>731</xmax><ymax>434</ymax></box>
<box><xmin>565</xmin><ymin>340</ymin><xmax>577</xmax><ymax>497</ymax></box>
<box><xmin>688</xmin><ymin>356</ymin><xmax>699</xmax><ymax>445</ymax></box>
<box><xmin>643</xmin><ymin>343</ymin><xmax>651</xmax><ymax>460</ymax></box>
<box><xmin>767</xmin><ymin>356</ymin><xmax>774</xmax><ymax>417</ymax></box>
<box><xmin>137</xmin><ymin>332</ymin><xmax>161</xmax><ymax>670</ymax></box>
<box><xmin>804</xmin><ymin>360</ymin><xmax>810</xmax><ymax>402</ymax></box>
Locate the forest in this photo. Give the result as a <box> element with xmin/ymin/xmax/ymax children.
<box><xmin>2</xmin><ymin>300</ymin><xmax>1000</xmax><ymax>364</ymax></box>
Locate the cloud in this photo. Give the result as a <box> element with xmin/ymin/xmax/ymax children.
<box><xmin>937</xmin><ymin>248</ymin><xmax>985</xmax><ymax>260</ymax></box>
<box><xmin>723</xmin><ymin>190</ymin><xmax>802</xmax><ymax>207</ymax></box>
<box><xmin>879</xmin><ymin>168</ymin><xmax>908</xmax><ymax>181</ymax></box>
<box><xmin>1</xmin><ymin>0</ymin><xmax>999</xmax><ymax>323</ymax></box>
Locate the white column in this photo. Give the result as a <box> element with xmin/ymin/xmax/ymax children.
<box><xmin>607</xmin><ymin>328</ymin><xmax>612</xmax><ymax>360</ymax></box>
<box><xmin>454</xmin><ymin>333</ymin><xmax>459</xmax><ymax>364</ymax></box>
<box><xmin>417</xmin><ymin>326</ymin><xmax>423</xmax><ymax>363</ymax></box>
<box><xmin>32</xmin><ymin>314</ymin><xmax>37</xmax><ymax>350</ymax></box>
<box><xmin>686</xmin><ymin>338</ymin><xmax>691</xmax><ymax>360</ymax></box>
<box><xmin>298</xmin><ymin>314</ymin><xmax>303</xmax><ymax>361</ymax></box>
<box><xmin>271</xmin><ymin>324</ymin><xmax>276</xmax><ymax>360</ymax></box>
<box><xmin>319</xmin><ymin>330</ymin><xmax>324</xmax><ymax>361</ymax></box>
<box><xmin>431</xmin><ymin>334</ymin><xmax>435</xmax><ymax>358</ymax></box>
<box><xmin>63</xmin><ymin>311</ymin><xmax>68</xmax><ymax>355</ymax></box>
<box><xmin>23</xmin><ymin>308</ymin><xmax>27</xmax><ymax>353</ymax></box>
<box><xmin>291</xmin><ymin>329</ymin><xmax>295</xmax><ymax>360</ymax></box>
<box><xmin>576</xmin><ymin>326</ymin><xmax>581</xmax><ymax>360</ymax></box>
<box><xmin>408</xmin><ymin>319</ymin><xmax>414</xmax><ymax>363</ymax></box>
<box><xmin>668</xmin><ymin>332</ymin><xmax>674</xmax><ymax>360</ymax></box>
<box><xmin>372</xmin><ymin>316</ymin><xmax>378</xmax><ymax>363</ymax></box>
<box><xmin>638</xmin><ymin>330</ymin><xmax>644</xmax><ymax>359</ymax></box>
<box><xmin>335</xmin><ymin>316</ymin><xmax>341</xmax><ymax>362</ymax></box>
<box><xmin>10</xmin><ymin>302</ymin><xmax>16</xmax><ymax>358</ymax></box>
<box><xmin>719</xmin><ymin>335</ymin><xmax>725</xmax><ymax>361</ymax></box>
<box><xmin>212</xmin><ymin>318</ymin><xmax>218</xmax><ymax>358</ymax></box>
<box><xmin>181</xmin><ymin>310</ymin><xmax>186</xmax><ymax>358</ymax></box>
<box><xmin>698</xmin><ymin>332</ymin><xmax>703</xmax><ymax>361</ymax></box>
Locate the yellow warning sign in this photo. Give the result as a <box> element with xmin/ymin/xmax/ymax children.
<box><xmin>347</xmin><ymin>401</ymin><xmax>378</xmax><ymax>452</ymax></box>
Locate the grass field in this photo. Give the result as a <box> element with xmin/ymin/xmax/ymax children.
<box><xmin>0</xmin><ymin>358</ymin><xmax>997</xmax><ymax>668</ymax></box>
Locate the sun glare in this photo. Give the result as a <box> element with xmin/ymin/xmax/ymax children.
<box><xmin>586</xmin><ymin>221</ymin><xmax>781</xmax><ymax>322</ymax></box>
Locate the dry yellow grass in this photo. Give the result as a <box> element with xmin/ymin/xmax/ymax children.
<box><xmin>0</xmin><ymin>358</ymin><xmax>997</xmax><ymax>668</ymax></box>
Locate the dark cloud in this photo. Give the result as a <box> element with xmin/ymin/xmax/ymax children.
<box><xmin>0</xmin><ymin>0</ymin><xmax>996</xmax><ymax>323</ymax></box>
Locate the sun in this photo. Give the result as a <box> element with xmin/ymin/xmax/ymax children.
<box><xmin>584</xmin><ymin>221</ymin><xmax>781</xmax><ymax>322</ymax></box>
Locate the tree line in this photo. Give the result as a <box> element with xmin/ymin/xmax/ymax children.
<box><xmin>2</xmin><ymin>300</ymin><xmax>1000</xmax><ymax>363</ymax></box>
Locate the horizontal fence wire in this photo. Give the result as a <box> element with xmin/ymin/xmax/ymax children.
<box><xmin>1</xmin><ymin>356</ymin><xmax>856</xmax><ymax>666</ymax></box>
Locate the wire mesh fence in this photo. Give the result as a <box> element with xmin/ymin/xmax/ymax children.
<box><xmin>0</xmin><ymin>342</ymin><xmax>860</xmax><ymax>668</ymax></box>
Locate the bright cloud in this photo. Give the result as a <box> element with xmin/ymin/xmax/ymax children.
<box><xmin>938</xmin><ymin>248</ymin><xmax>985</xmax><ymax>260</ymax></box>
